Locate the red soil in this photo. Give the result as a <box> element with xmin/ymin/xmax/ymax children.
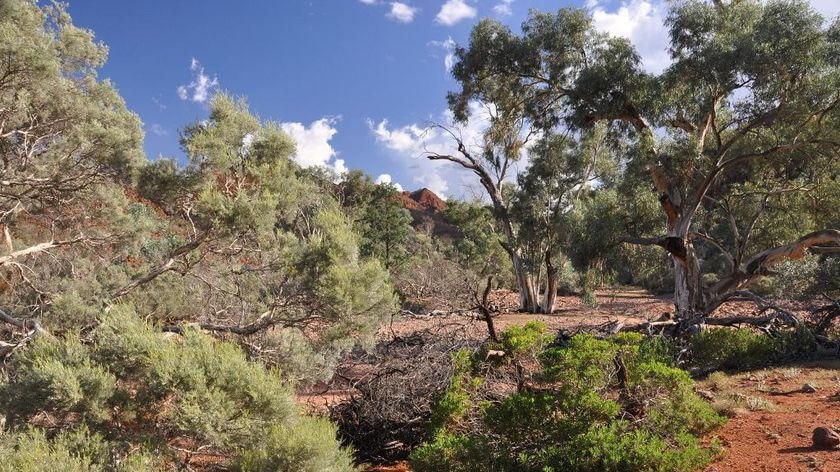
<box><xmin>703</xmin><ymin>362</ymin><xmax>840</xmax><ymax>472</ymax></box>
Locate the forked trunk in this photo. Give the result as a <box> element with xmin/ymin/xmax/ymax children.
<box><xmin>509</xmin><ymin>250</ymin><xmax>540</xmax><ymax>313</ymax></box>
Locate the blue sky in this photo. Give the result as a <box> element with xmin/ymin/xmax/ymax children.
<box><xmin>68</xmin><ymin>0</ymin><xmax>840</xmax><ymax>197</ymax></box>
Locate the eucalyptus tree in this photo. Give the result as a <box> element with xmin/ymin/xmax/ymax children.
<box><xmin>510</xmin><ymin>127</ymin><xmax>615</xmax><ymax>312</ymax></box>
<box><xmin>427</xmin><ymin>14</ymin><xmax>613</xmax><ymax>312</ymax></box>
<box><xmin>450</xmin><ymin>1</ymin><xmax>840</xmax><ymax>331</ymax></box>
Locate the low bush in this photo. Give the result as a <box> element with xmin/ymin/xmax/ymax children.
<box><xmin>411</xmin><ymin>331</ymin><xmax>725</xmax><ymax>472</ymax></box>
<box><xmin>688</xmin><ymin>326</ymin><xmax>815</xmax><ymax>372</ymax></box>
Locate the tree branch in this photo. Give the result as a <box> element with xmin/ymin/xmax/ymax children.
<box><xmin>0</xmin><ymin>236</ymin><xmax>88</xmax><ymax>266</ymax></box>
<box><xmin>111</xmin><ymin>231</ymin><xmax>210</xmax><ymax>299</ymax></box>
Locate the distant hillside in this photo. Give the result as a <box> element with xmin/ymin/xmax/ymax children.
<box><xmin>396</xmin><ymin>188</ymin><xmax>447</xmax><ymax>212</ymax></box>
<box><xmin>396</xmin><ymin>188</ymin><xmax>460</xmax><ymax>239</ymax></box>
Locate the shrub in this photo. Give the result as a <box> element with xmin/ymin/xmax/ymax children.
<box><xmin>233</xmin><ymin>419</ymin><xmax>357</xmax><ymax>472</ymax></box>
<box><xmin>0</xmin><ymin>427</ymin><xmax>158</xmax><ymax>472</ymax></box>
<box><xmin>0</xmin><ymin>306</ymin><xmax>355</xmax><ymax>471</ymax></box>
<box><xmin>0</xmin><ymin>335</ymin><xmax>116</xmax><ymax>424</ymax></box>
<box><xmin>499</xmin><ymin>321</ymin><xmax>551</xmax><ymax>358</ymax></box>
<box><xmin>688</xmin><ymin>326</ymin><xmax>815</xmax><ymax>372</ymax></box>
<box><xmin>411</xmin><ymin>332</ymin><xmax>724</xmax><ymax>472</ymax></box>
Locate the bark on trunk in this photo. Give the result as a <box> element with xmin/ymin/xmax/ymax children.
<box><xmin>672</xmin><ymin>245</ymin><xmax>705</xmax><ymax>334</ymax></box>
<box><xmin>541</xmin><ymin>251</ymin><xmax>558</xmax><ymax>314</ymax></box>
<box><xmin>668</xmin><ymin>217</ymin><xmax>706</xmax><ymax>335</ymax></box>
<box><xmin>508</xmin><ymin>246</ymin><xmax>540</xmax><ymax>313</ymax></box>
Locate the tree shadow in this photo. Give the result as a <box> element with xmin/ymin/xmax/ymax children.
<box><xmin>778</xmin><ymin>446</ymin><xmax>823</xmax><ymax>454</ymax></box>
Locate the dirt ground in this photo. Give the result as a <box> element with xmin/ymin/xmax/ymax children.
<box><xmin>302</xmin><ymin>288</ymin><xmax>836</xmax><ymax>472</ymax></box>
<box><xmin>700</xmin><ymin>361</ymin><xmax>840</xmax><ymax>472</ymax></box>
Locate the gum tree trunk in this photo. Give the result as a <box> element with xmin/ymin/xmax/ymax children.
<box><xmin>541</xmin><ymin>251</ymin><xmax>558</xmax><ymax>314</ymax></box>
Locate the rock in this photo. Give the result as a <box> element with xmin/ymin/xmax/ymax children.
<box><xmin>802</xmin><ymin>383</ymin><xmax>818</xmax><ymax>393</ymax></box>
<box><xmin>812</xmin><ymin>427</ymin><xmax>840</xmax><ymax>450</ymax></box>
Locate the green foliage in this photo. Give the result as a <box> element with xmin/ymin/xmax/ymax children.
<box><xmin>357</xmin><ymin>183</ymin><xmax>413</xmax><ymax>269</ymax></box>
<box><xmin>0</xmin><ymin>307</ymin><xmax>356</xmax><ymax>471</ymax></box>
<box><xmin>499</xmin><ymin>321</ymin><xmax>551</xmax><ymax>357</ymax></box>
<box><xmin>410</xmin><ymin>432</ymin><xmax>496</xmax><ymax>472</ymax></box>
<box><xmin>412</xmin><ymin>333</ymin><xmax>724</xmax><ymax>472</ymax></box>
<box><xmin>0</xmin><ymin>335</ymin><xmax>115</xmax><ymax>425</ymax></box>
<box><xmin>0</xmin><ymin>426</ymin><xmax>158</xmax><ymax>472</ymax></box>
<box><xmin>429</xmin><ymin>349</ymin><xmax>476</xmax><ymax>434</ymax></box>
<box><xmin>443</xmin><ymin>199</ymin><xmax>512</xmax><ymax>279</ymax></box>
<box><xmin>232</xmin><ymin>421</ymin><xmax>357</xmax><ymax>472</ymax></box>
<box><xmin>689</xmin><ymin>326</ymin><xmax>815</xmax><ymax>372</ymax></box>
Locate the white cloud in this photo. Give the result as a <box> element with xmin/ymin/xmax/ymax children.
<box><xmin>387</xmin><ymin>2</ymin><xmax>418</xmax><ymax>23</ymax></box>
<box><xmin>148</xmin><ymin>123</ymin><xmax>168</xmax><ymax>136</ymax></box>
<box><xmin>176</xmin><ymin>58</ymin><xmax>219</xmax><ymax>103</ymax></box>
<box><xmin>332</xmin><ymin>158</ymin><xmax>348</xmax><ymax>176</ymax></box>
<box><xmin>587</xmin><ymin>0</ymin><xmax>840</xmax><ymax>74</ymax></box>
<box><xmin>375</xmin><ymin>174</ymin><xmax>404</xmax><ymax>192</ymax></box>
<box><xmin>493</xmin><ymin>0</ymin><xmax>514</xmax><ymax>16</ymax></box>
<box><xmin>590</xmin><ymin>0</ymin><xmax>669</xmax><ymax>73</ymax></box>
<box><xmin>428</xmin><ymin>37</ymin><xmax>457</xmax><ymax>72</ymax></box>
<box><xmin>368</xmin><ymin>102</ymin><xmax>527</xmax><ymax>198</ymax></box>
<box><xmin>359</xmin><ymin>0</ymin><xmax>378</xmax><ymax>4</ymax></box>
<box><xmin>436</xmin><ymin>0</ymin><xmax>477</xmax><ymax>26</ymax></box>
<box><xmin>280</xmin><ymin>117</ymin><xmax>346</xmax><ymax>175</ymax></box>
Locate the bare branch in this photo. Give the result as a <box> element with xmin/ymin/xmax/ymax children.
<box><xmin>111</xmin><ymin>231</ymin><xmax>210</xmax><ymax>299</ymax></box>
<box><xmin>0</xmin><ymin>236</ymin><xmax>89</xmax><ymax>267</ymax></box>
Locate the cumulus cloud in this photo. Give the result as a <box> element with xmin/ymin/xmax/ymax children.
<box><xmin>368</xmin><ymin>102</ymin><xmax>528</xmax><ymax>198</ymax></box>
<box><xmin>280</xmin><ymin>117</ymin><xmax>346</xmax><ymax>175</ymax></box>
<box><xmin>375</xmin><ymin>174</ymin><xmax>404</xmax><ymax>192</ymax></box>
<box><xmin>436</xmin><ymin>0</ymin><xmax>476</xmax><ymax>26</ymax></box>
<box><xmin>493</xmin><ymin>0</ymin><xmax>514</xmax><ymax>16</ymax></box>
<box><xmin>359</xmin><ymin>0</ymin><xmax>378</xmax><ymax>4</ymax></box>
<box><xmin>589</xmin><ymin>0</ymin><xmax>670</xmax><ymax>73</ymax></box>
<box><xmin>387</xmin><ymin>2</ymin><xmax>418</xmax><ymax>23</ymax></box>
<box><xmin>177</xmin><ymin>58</ymin><xmax>219</xmax><ymax>103</ymax></box>
<box><xmin>428</xmin><ymin>37</ymin><xmax>457</xmax><ymax>72</ymax></box>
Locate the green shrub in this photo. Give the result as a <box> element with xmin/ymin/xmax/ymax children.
<box><xmin>411</xmin><ymin>333</ymin><xmax>724</xmax><ymax>472</ymax></box>
<box><xmin>689</xmin><ymin>326</ymin><xmax>815</xmax><ymax>372</ymax></box>
<box><xmin>410</xmin><ymin>431</ymin><xmax>502</xmax><ymax>472</ymax></box>
<box><xmin>499</xmin><ymin>321</ymin><xmax>551</xmax><ymax>357</ymax></box>
<box><xmin>429</xmin><ymin>349</ymin><xmax>476</xmax><ymax>433</ymax></box>
<box><xmin>0</xmin><ymin>306</ymin><xmax>355</xmax><ymax>470</ymax></box>
<box><xmin>0</xmin><ymin>335</ymin><xmax>116</xmax><ymax>424</ymax></box>
<box><xmin>233</xmin><ymin>419</ymin><xmax>357</xmax><ymax>472</ymax></box>
<box><xmin>0</xmin><ymin>427</ymin><xmax>158</xmax><ymax>472</ymax></box>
